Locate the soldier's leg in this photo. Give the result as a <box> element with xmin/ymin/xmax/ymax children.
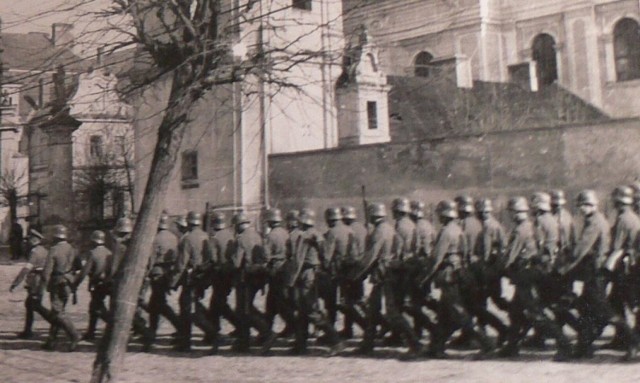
<box><xmin>45</xmin><ymin>285</ymin><xmax>79</xmax><ymax>350</ymax></box>
<box><xmin>175</xmin><ymin>285</ymin><xmax>193</xmax><ymax>350</ymax></box>
<box><xmin>232</xmin><ymin>282</ymin><xmax>251</xmax><ymax>352</ymax></box>
<box><xmin>20</xmin><ymin>295</ymin><xmax>36</xmax><ymax>337</ymax></box>
<box><xmin>383</xmin><ymin>277</ymin><xmax>421</xmax><ymax>356</ymax></box>
<box><xmin>357</xmin><ymin>283</ymin><xmax>382</xmax><ymax>353</ymax></box>
<box><xmin>85</xmin><ymin>291</ymin><xmax>101</xmax><ymax>339</ymax></box>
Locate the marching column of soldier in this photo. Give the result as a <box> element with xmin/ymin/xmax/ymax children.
<box><xmin>10</xmin><ymin>184</ymin><xmax>640</xmax><ymax>361</ymax></box>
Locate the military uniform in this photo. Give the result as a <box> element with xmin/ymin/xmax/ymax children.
<box><xmin>10</xmin><ymin>241</ymin><xmax>53</xmax><ymax>338</ymax></box>
<box><xmin>264</xmin><ymin>224</ymin><xmax>295</xmax><ymax>335</ymax></box>
<box><xmin>40</xmin><ymin>237</ymin><xmax>81</xmax><ymax>349</ymax></box>
<box><xmin>499</xmin><ymin>217</ymin><xmax>571</xmax><ymax>360</ymax></box>
<box><xmin>73</xmin><ymin>242</ymin><xmax>113</xmax><ymax>339</ymax></box>
<box><xmin>320</xmin><ymin>220</ymin><xmax>354</xmax><ymax>327</ymax></box>
<box><xmin>290</xmin><ymin>224</ymin><xmax>343</xmax><ymax>353</ymax></box>
<box><xmin>208</xmin><ymin>227</ymin><xmax>239</xmax><ymax>336</ymax></box>
<box><xmin>147</xmin><ymin>228</ymin><xmax>180</xmax><ymax>343</ymax></box>
<box><xmin>232</xmin><ymin>225</ymin><xmax>272</xmax><ymax>351</ymax></box>
<box><xmin>564</xmin><ymin>209</ymin><xmax>638</xmax><ymax>359</ymax></box>
<box><xmin>172</xmin><ymin>224</ymin><xmax>216</xmax><ymax>350</ymax></box>
<box><xmin>358</xmin><ymin>219</ymin><xmax>421</xmax><ymax>355</ymax></box>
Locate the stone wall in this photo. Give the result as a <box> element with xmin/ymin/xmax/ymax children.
<box><xmin>269</xmin><ymin>118</ymin><xmax>640</xmax><ymax>226</ymax></box>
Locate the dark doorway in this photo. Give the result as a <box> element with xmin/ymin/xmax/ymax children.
<box><xmin>532</xmin><ymin>34</ymin><xmax>558</xmax><ymax>88</ymax></box>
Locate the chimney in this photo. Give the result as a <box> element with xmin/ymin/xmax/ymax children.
<box><xmin>52</xmin><ymin>23</ymin><xmax>74</xmax><ymax>48</ymax></box>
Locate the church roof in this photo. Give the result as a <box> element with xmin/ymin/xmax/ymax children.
<box><xmin>387</xmin><ymin>75</ymin><xmax>609</xmax><ymax>142</ymax></box>
<box><xmin>1</xmin><ymin>32</ymin><xmax>89</xmax><ymax>72</ymax></box>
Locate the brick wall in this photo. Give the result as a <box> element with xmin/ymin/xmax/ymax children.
<box><xmin>269</xmin><ymin>118</ymin><xmax>640</xmax><ymax>227</ymax></box>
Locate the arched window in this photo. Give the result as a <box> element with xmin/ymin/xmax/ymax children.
<box><xmin>614</xmin><ymin>18</ymin><xmax>640</xmax><ymax>81</ymax></box>
<box><xmin>532</xmin><ymin>34</ymin><xmax>558</xmax><ymax>87</ymax></box>
<box><xmin>414</xmin><ymin>51</ymin><xmax>433</xmax><ymax>77</ymax></box>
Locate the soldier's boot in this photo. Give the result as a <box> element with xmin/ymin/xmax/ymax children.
<box><xmin>83</xmin><ymin>314</ymin><xmax>98</xmax><ymax>340</ymax></box>
<box><xmin>449</xmin><ymin>327</ymin><xmax>474</xmax><ymax>349</ymax></box>
<box><xmin>553</xmin><ymin>337</ymin><xmax>573</xmax><ymax>362</ymax></box>
<box><xmin>57</xmin><ymin>315</ymin><xmax>80</xmax><ymax>352</ymax></box>
<box><xmin>470</xmin><ymin>326</ymin><xmax>495</xmax><ymax>360</ymax></box>
<box><xmin>521</xmin><ymin>331</ymin><xmax>547</xmax><ymax>350</ymax></box>
<box><xmin>21</xmin><ymin>302</ymin><xmax>35</xmax><ymax>338</ymax></box>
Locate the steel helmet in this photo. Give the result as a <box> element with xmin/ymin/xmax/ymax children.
<box><xmin>210</xmin><ymin>211</ymin><xmax>226</xmax><ymax>230</ymax></box>
<box><xmin>341</xmin><ymin>206</ymin><xmax>357</xmax><ymax>220</ymax></box>
<box><xmin>550</xmin><ymin>190</ymin><xmax>567</xmax><ymax>206</ymax></box>
<box><xmin>475</xmin><ymin>198</ymin><xmax>494</xmax><ymax>213</ymax></box>
<box><xmin>454</xmin><ymin>195</ymin><xmax>475</xmax><ymax>213</ymax></box>
<box><xmin>577</xmin><ymin>190</ymin><xmax>599</xmax><ymax>206</ymax></box>
<box><xmin>613</xmin><ymin>185</ymin><xmax>634</xmax><ymax>205</ymax></box>
<box><xmin>507</xmin><ymin>197</ymin><xmax>529</xmax><ymax>212</ymax></box>
<box><xmin>392</xmin><ymin>198</ymin><xmax>411</xmax><ymax>214</ymax></box>
<box><xmin>436</xmin><ymin>200</ymin><xmax>458</xmax><ymax>219</ymax></box>
<box><xmin>187</xmin><ymin>211</ymin><xmax>202</xmax><ymax>226</ymax></box>
<box><xmin>410</xmin><ymin>200</ymin><xmax>425</xmax><ymax>218</ymax></box>
<box><xmin>299</xmin><ymin>208</ymin><xmax>316</xmax><ymax>226</ymax></box>
<box><xmin>368</xmin><ymin>203</ymin><xmax>387</xmax><ymax>218</ymax></box>
<box><xmin>158</xmin><ymin>214</ymin><xmax>170</xmax><ymax>230</ymax></box>
<box><xmin>324</xmin><ymin>207</ymin><xmax>343</xmax><ymax>222</ymax></box>
<box><xmin>265</xmin><ymin>208</ymin><xmax>283</xmax><ymax>223</ymax></box>
<box><xmin>531</xmin><ymin>192</ymin><xmax>552</xmax><ymax>212</ymax></box>
<box><xmin>115</xmin><ymin>217</ymin><xmax>134</xmax><ymax>234</ymax></box>
<box><xmin>90</xmin><ymin>230</ymin><xmax>106</xmax><ymax>245</ymax></box>
<box><xmin>53</xmin><ymin>224</ymin><xmax>68</xmax><ymax>240</ymax></box>
<box><xmin>175</xmin><ymin>215</ymin><xmax>188</xmax><ymax>228</ymax></box>
<box><xmin>286</xmin><ymin>210</ymin><xmax>299</xmax><ymax>222</ymax></box>
<box><xmin>630</xmin><ymin>181</ymin><xmax>640</xmax><ymax>200</ymax></box>
<box><xmin>232</xmin><ymin>211</ymin><xmax>250</xmax><ymax>226</ymax></box>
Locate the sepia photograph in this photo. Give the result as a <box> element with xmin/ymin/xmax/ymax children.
<box><xmin>2</xmin><ymin>0</ymin><xmax>640</xmax><ymax>382</ymax></box>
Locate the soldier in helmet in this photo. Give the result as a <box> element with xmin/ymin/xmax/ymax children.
<box><xmin>9</xmin><ymin>229</ymin><xmax>53</xmax><ymax>339</ymax></box>
<box><xmin>207</xmin><ymin>211</ymin><xmax>240</xmax><ymax>342</ymax></box>
<box><xmin>420</xmin><ymin>200</ymin><xmax>494</xmax><ymax>360</ymax></box>
<box><xmin>73</xmin><ymin>230</ymin><xmax>113</xmax><ymax>341</ymax></box>
<box><xmin>631</xmin><ymin>181</ymin><xmax>640</xmax><ymax>215</ymax></box>
<box><xmin>338</xmin><ymin>206</ymin><xmax>367</xmax><ymax>339</ymax></box>
<box><xmin>550</xmin><ymin>190</ymin><xmax>576</xmax><ymax>266</ymax></box>
<box><xmin>262</xmin><ymin>208</ymin><xmax>295</xmax><ymax>350</ymax></box>
<box><xmin>521</xmin><ymin>192</ymin><xmax>560</xmax><ymax>349</ymax></box>
<box><xmin>231</xmin><ymin>211</ymin><xmax>276</xmax><ymax>353</ymax></box>
<box><xmin>317</xmin><ymin>207</ymin><xmax>352</xmax><ymax>338</ymax></box>
<box><xmin>110</xmin><ymin>216</ymin><xmax>153</xmax><ymax>348</ymax></box>
<box><xmin>603</xmin><ymin>185</ymin><xmax>640</xmax><ymax>350</ymax></box>
<box><xmin>354</xmin><ymin>203</ymin><xmax>421</xmax><ymax>359</ymax></box>
<box><xmin>39</xmin><ymin>225</ymin><xmax>81</xmax><ymax>351</ymax></box>
<box><xmin>497</xmin><ymin>197</ymin><xmax>572</xmax><ymax>361</ymax></box>
<box><xmin>404</xmin><ymin>200</ymin><xmax>437</xmax><ymax>338</ymax></box>
<box><xmin>144</xmin><ymin>214</ymin><xmax>180</xmax><ymax>351</ymax></box>
<box><xmin>289</xmin><ymin>208</ymin><xmax>345</xmax><ymax>356</ymax></box>
<box><xmin>559</xmin><ymin>190</ymin><xmax>639</xmax><ymax>360</ymax></box>
<box><xmin>455</xmin><ymin>195</ymin><xmax>482</xmax><ymax>266</ymax></box>
<box><xmin>171</xmin><ymin>211</ymin><xmax>216</xmax><ymax>352</ymax></box>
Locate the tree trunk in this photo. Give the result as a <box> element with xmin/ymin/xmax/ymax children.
<box><xmin>90</xmin><ymin>70</ymin><xmax>195</xmax><ymax>383</ymax></box>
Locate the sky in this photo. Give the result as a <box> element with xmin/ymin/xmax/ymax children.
<box><xmin>0</xmin><ymin>0</ymin><xmax>130</xmax><ymax>56</ymax></box>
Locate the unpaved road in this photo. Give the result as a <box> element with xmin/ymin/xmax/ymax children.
<box><xmin>2</xmin><ymin>264</ymin><xmax>640</xmax><ymax>383</ymax></box>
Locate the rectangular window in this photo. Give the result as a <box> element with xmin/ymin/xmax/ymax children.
<box><xmin>292</xmin><ymin>0</ymin><xmax>312</xmax><ymax>11</ymax></box>
<box><xmin>90</xmin><ymin>135</ymin><xmax>104</xmax><ymax>158</ymax></box>
<box><xmin>367</xmin><ymin>101</ymin><xmax>378</xmax><ymax>130</ymax></box>
<box><xmin>182</xmin><ymin>150</ymin><xmax>198</xmax><ymax>182</ymax></box>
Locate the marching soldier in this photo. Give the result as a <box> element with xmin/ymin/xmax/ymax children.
<box><xmin>550</xmin><ymin>190</ymin><xmax>576</xmax><ymax>265</ymax></box>
<box><xmin>231</xmin><ymin>211</ymin><xmax>276</xmax><ymax>353</ymax></box>
<box><xmin>559</xmin><ymin>190</ymin><xmax>639</xmax><ymax>360</ymax></box>
<box><xmin>421</xmin><ymin>200</ymin><xmax>493</xmax><ymax>360</ymax></box>
<box><xmin>355</xmin><ymin>203</ymin><xmax>421</xmax><ymax>359</ymax></box>
<box><xmin>207</xmin><ymin>211</ymin><xmax>240</xmax><ymax>340</ymax></box>
<box><xmin>110</xmin><ymin>217</ymin><xmax>153</xmax><ymax>345</ymax></box>
<box><xmin>455</xmin><ymin>195</ymin><xmax>482</xmax><ymax>266</ymax></box>
<box><xmin>497</xmin><ymin>197</ymin><xmax>572</xmax><ymax>361</ymax></box>
<box><xmin>145</xmin><ymin>214</ymin><xmax>180</xmax><ymax>349</ymax></box>
<box><xmin>263</xmin><ymin>208</ymin><xmax>295</xmax><ymax>348</ymax></box>
<box><xmin>39</xmin><ymin>225</ymin><xmax>81</xmax><ymax>351</ymax></box>
<box><xmin>72</xmin><ymin>230</ymin><xmax>112</xmax><ymax>341</ymax></box>
<box><xmin>411</xmin><ymin>201</ymin><xmax>434</xmax><ymax>260</ymax></box>
<box><xmin>523</xmin><ymin>192</ymin><xmax>560</xmax><ymax>349</ymax></box>
<box><xmin>339</xmin><ymin>206</ymin><xmax>367</xmax><ymax>339</ymax></box>
<box><xmin>171</xmin><ymin>211</ymin><xmax>216</xmax><ymax>352</ymax></box>
<box><xmin>9</xmin><ymin>229</ymin><xmax>53</xmax><ymax>339</ymax></box>
<box><xmin>603</xmin><ymin>186</ymin><xmax>640</xmax><ymax>350</ymax></box>
<box><xmin>289</xmin><ymin>208</ymin><xmax>345</xmax><ymax>356</ymax></box>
